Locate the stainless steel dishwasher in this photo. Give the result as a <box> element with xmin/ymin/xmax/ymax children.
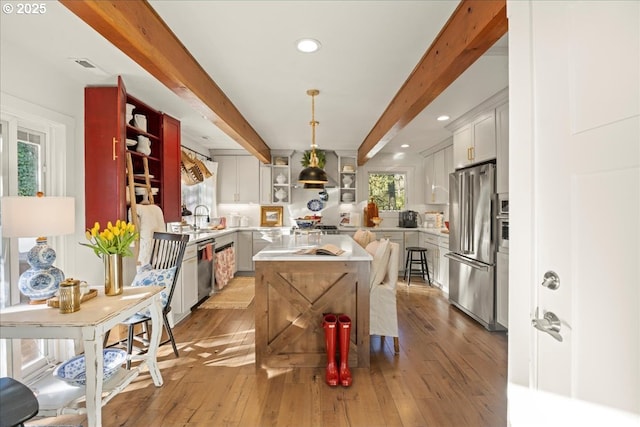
<box><xmin>195</xmin><ymin>238</ymin><xmax>215</xmax><ymax>307</ymax></box>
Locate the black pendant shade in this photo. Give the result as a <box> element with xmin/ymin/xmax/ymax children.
<box><xmin>298</xmin><ymin>166</ymin><xmax>328</xmax><ymax>186</ymax></box>
<box><xmin>302</xmin><ymin>180</ymin><xmax>326</xmax><ymax>190</ymax></box>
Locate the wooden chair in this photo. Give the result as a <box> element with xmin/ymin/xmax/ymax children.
<box><xmin>104</xmin><ymin>232</ymin><xmax>189</xmax><ymax>368</ymax></box>
<box><xmin>0</xmin><ymin>377</ymin><xmax>39</xmax><ymax>427</ymax></box>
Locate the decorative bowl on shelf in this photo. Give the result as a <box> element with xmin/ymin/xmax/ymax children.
<box><xmin>371</xmin><ymin>217</ymin><xmax>383</xmax><ymax>228</ymax></box>
<box><xmin>53</xmin><ymin>349</ymin><xmax>127</xmax><ymax>387</ymax></box>
<box><xmin>295</xmin><ymin>218</ymin><xmax>320</xmax><ymax>229</ymax></box>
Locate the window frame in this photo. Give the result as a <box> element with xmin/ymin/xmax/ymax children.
<box><xmin>367</xmin><ymin>170</ymin><xmax>408</xmax><ymax>212</ymax></box>
<box><xmin>1</xmin><ymin>94</ymin><xmax>75</xmax><ymax>380</ymax></box>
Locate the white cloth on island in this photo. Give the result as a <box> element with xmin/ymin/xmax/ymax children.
<box><xmin>367</xmin><ymin>240</ymin><xmax>400</xmax><ymax>339</ymax></box>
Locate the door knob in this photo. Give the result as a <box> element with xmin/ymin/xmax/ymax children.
<box><xmin>532</xmin><ymin>307</ymin><xmax>563</xmax><ymax>342</ymax></box>
<box><xmin>541</xmin><ymin>271</ymin><xmax>560</xmax><ymax>290</ymax></box>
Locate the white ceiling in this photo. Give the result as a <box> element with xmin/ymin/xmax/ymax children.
<box><xmin>0</xmin><ymin>1</ymin><xmax>508</xmax><ymax>158</ymax></box>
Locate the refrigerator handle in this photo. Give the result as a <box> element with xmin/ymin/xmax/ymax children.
<box><xmin>468</xmin><ymin>173</ymin><xmax>475</xmax><ymax>253</ymax></box>
<box><xmin>459</xmin><ymin>173</ymin><xmax>466</xmax><ymax>253</ymax></box>
<box><xmin>445</xmin><ymin>252</ymin><xmax>490</xmax><ymax>271</ymax></box>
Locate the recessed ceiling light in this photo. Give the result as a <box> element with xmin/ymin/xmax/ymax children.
<box><xmin>401</xmin><ymin>144</ymin><xmax>410</xmax><ymax>148</ymax></box>
<box><xmin>437</xmin><ymin>115</ymin><xmax>450</xmax><ymax>121</ymax></box>
<box><xmin>296</xmin><ymin>38</ymin><xmax>321</xmax><ymax>53</ymax></box>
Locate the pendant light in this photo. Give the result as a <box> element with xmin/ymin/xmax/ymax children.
<box><xmin>298</xmin><ymin>89</ymin><xmax>328</xmax><ymax>188</ymax></box>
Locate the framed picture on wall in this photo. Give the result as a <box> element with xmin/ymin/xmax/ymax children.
<box><xmin>260</xmin><ymin>205</ymin><xmax>283</xmax><ymax>227</ymax></box>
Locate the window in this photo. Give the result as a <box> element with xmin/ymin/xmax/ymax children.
<box><xmin>1</xmin><ymin>103</ymin><xmax>74</xmax><ymax>379</ymax></box>
<box><xmin>368</xmin><ymin>172</ymin><xmax>406</xmax><ymax>211</ymax></box>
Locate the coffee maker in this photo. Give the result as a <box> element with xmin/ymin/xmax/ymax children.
<box><xmin>399</xmin><ymin>210</ymin><xmax>419</xmax><ymax>228</ymax></box>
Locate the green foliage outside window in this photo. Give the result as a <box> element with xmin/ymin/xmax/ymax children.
<box><xmin>18</xmin><ymin>141</ymin><xmax>39</xmax><ymax>196</ymax></box>
<box><xmin>368</xmin><ymin>172</ymin><xmax>406</xmax><ymax>211</ymax></box>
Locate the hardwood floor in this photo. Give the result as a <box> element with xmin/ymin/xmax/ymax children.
<box><xmin>31</xmin><ymin>283</ymin><xmax>507</xmax><ymax>427</ymax></box>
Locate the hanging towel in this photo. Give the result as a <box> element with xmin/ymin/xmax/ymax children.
<box><xmin>203</xmin><ymin>244</ymin><xmax>213</xmax><ymax>261</ymax></box>
<box><xmin>215</xmin><ymin>246</ymin><xmax>235</xmax><ymax>290</ymax></box>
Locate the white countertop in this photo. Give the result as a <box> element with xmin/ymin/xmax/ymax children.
<box><xmin>181</xmin><ymin>226</ymin><xmax>449</xmax><ymax>245</ymax></box>
<box><xmin>253</xmin><ymin>234</ymin><xmax>372</xmax><ymax>262</ymax></box>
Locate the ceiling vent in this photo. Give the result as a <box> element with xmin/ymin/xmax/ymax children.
<box><xmin>69</xmin><ymin>58</ymin><xmax>107</xmax><ymax>75</ymax></box>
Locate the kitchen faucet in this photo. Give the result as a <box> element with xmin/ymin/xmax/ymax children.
<box><xmin>193</xmin><ymin>204</ymin><xmax>210</xmax><ymax>230</ymax></box>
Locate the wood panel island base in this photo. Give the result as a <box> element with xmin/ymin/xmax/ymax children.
<box><xmin>253</xmin><ymin>235</ymin><xmax>372</xmax><ymax>370</ymax></box>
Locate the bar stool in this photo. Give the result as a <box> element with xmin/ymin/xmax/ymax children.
<box><xmin>403</xmin><ymin>246</ymin><xmax>431</xmax><ymax>286</ymax></box>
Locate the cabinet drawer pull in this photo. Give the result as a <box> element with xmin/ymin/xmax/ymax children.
<box><xmin>112</xmin><ymin>137</ymin><xmax>118</xmax><ymax>160</ymax></box>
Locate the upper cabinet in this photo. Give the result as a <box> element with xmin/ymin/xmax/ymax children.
<box><xmin>424</xmin><ymin>144</ymin><xmax>453</xmax><ymax>204</ymax></box>
<box><xmin>449</xmin><ymin>88</ymin><xmax>508</xmax><ymax>171</ymax></box>
<box><xmin>495</xmin><ymin>101</ymin><xmax>509</xmax><ymax>194</ymax></box>
<box><xmin>84</xmin><ymin>76</ymin><xmax>181</xmax><ymax>229</ymax></box>
<box><xmin>216</xmin><ymin>155</ymin><xmax>260</xmax><ymax>203</ymax></box>
<box><xmin>452</xmin><ymin>111</ymin><xmax>496</xmax><ymax>169</ymax></box>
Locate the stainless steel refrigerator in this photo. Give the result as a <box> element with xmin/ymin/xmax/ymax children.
<box><xmin>446</xmin><ymin>162</ymin><xmax>503</xmax><ymax>331</ymax></box>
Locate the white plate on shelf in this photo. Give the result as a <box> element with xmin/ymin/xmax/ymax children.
<box><xmin>135</xmin><ymin>187</ymin><xmax>159</xmax><ymax>195</ymax></box>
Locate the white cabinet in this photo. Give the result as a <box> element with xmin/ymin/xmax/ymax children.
<box><xmin>496</xmin><ymin>251</ymin><xmax>509</xmax><ymax>328</ymax></box>
<box><xmin>453</xmin><ymin>111</ymin><xmax>496</xmax><ymax>169</ymax></box>
<box><xmin>377</xmin><ymin>231</ymin><xmax>405</xmax><ymax>272</ymax></box>
<box><xmin>437</xmin><ymin>234</ymin><xmax>450</xmax><ymax>294</ymax></box>
<box><xmin>237</xmin><ymin>231</ymin><xmax>253</xmax><ymax>272</ymax></box>
<box><xmin>216</xmin><ymin>155</ymin><xmax>260</xmax><ymax>203</ymax></box>
<box><xmin>421</xmin><ymin>232</ymin><xmax>440</xmax><ymax>283</ymax></box>
<box><xmin>251</xmin><ymin>231</ymin><xmax>271</xmax><ymax>270</ymax></box>
<box><xmin>496</xmin><ymin>101</ymin><xmax>509</xmax><ymax>194</ymax></box>
<box><xmin>425</xmin><ymin>145</ymin><xmax>453</xmax><ymax>204</ymax></box>
<box><xmin>338</xmin><ymin>154</ymin><xmax>357</xmax><ymax>204</ymax></box>
<box><xmin>174</xmin><ymin>244</ymin><xmax>197</xmax><ymax>324</ymax></box>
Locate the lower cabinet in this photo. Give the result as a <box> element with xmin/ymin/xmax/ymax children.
<box><xmin>252</xmin><ymin>232</ymin><xmax>271</xmax><ymax>270</ymax></box>
<box><xmin>437</xmin><ymin>235</ymin><xmax>450</xmax><ymax>294</ymax></box>
<box><xmin>496</xmin><ymin>251</ymin><xmax>509</xmax><ymax>329</ymax></box>
<box><xmin>377</xmin><ymin>231</ymin><xmax>405</xmax><ymax>271</ymax></box>
<box><xmin>237</xmin><ymin>231</ymin><xmax>254</xmax><ymax>272</ymax></box>
<box><xmin>421</xmin><ymin>233</ymin><xmax>440</xmax><ymax>283</ymax></box>
<box><xmin>173</xmin><ymin>244</ymin><xmax>198</xmax><ymax>325</ymax></box>
<box><xmin>420</xmin><ymin>231</ymin><xmax>450</xmax><ymax>290</ymax></box>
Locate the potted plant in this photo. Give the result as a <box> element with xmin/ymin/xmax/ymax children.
<box><xmin>81</xmin><ymin>220</ymin><xmax>138</xmax><ymax>295</ymax></box>
<box><xmin>301</xmin><ymin>149</ymin><xmax>326</xmax><ymax>169</ymax></box>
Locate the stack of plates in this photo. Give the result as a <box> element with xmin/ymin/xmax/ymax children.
<box><xmin>342</xmin><ymin>193</ymin><xmax>354</xmax><ymax>203</ymax></box>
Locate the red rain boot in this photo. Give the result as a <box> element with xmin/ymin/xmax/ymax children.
<box><xmin>337</xmin><ymin>314</ymin><xmax>353</xmax><ymax>387</ymax></box>
<box><xmin>322</xmin><ymin>314</ymin><xmax>339</xmax><ymax>387</ymax></box>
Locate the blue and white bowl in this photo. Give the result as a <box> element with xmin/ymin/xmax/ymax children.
<box><xmin>53</xmin><ymin>349</ymin><xmax>127</xmax><ymax>387</ymax></box>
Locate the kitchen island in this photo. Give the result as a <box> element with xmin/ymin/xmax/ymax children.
<box><xmin>253</xmin><ymin>234</ymin><xmax>372</xmax><ymax>369</ymax></box>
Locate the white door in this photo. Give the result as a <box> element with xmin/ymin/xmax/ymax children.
<box><xmin>508</xmin><ymin>1</ymin><xmax>639</xmax><ymax>426</ymax></box>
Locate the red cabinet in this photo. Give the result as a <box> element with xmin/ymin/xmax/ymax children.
<box><xmin>84</xmin><ymin>76</ymin><xmax>181</xmax><ymax>229</ymax></box>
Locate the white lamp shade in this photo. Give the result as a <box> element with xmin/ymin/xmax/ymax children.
<box><xmin>1</xmin><ymin>196</ymin><xmax>75</xmax><ymax>238</ymax></box>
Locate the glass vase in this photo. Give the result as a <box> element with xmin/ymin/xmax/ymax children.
<box><xmin>104</xmin><ymin>254</ymin><xmax>124</xmax><ymax>296</ymax></box>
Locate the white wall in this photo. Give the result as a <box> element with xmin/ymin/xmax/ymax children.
<box><xmin>0</xmin><ymin>39</ymin><xmax>105</xmax><ymax>284</ymax></box>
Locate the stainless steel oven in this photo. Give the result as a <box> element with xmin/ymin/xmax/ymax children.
<box><xmin>497</xmin><ymin>193</ymin><xmax>509</xmax><ymax>253</ymax></box>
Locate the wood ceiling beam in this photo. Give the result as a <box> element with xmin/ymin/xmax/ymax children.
<box><xmin>60</xmin><ymin>0</ymin><xmax>271</xmax><ymax>164</ymax></box>
<box><xmin>357</xmin><ymin>0</ymin><xmax>507</xmax><ymax>165</ymax></box>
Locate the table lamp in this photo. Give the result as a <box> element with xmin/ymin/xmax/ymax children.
<box><xmin>1</xmin><ymin>193</ymin><xmax>75</xmax><ymax>303</ymax></box>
